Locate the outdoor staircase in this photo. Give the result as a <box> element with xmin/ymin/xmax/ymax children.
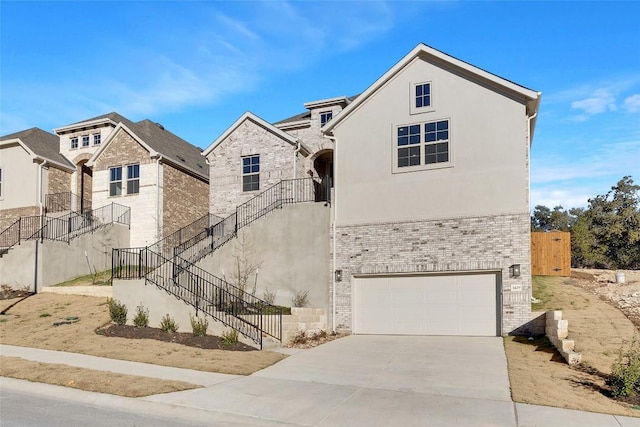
<box><xmin>0</xmin><ymin>203</ymin><xmax>131</xmax><ymax>258</ymax></box>
<box><xmin>112</xmin><ymin>177</ymin><xmax>327</xmax><ymax>348</ymax></box>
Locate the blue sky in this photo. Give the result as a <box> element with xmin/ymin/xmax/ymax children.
<box><xmin>1</xmin><ymin>1</ymin><xmax>639</xmax><ymax>210</ymax></box>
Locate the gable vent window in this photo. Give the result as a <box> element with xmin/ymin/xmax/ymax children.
<box><xmin>415</xmin><ymin>83</ymin><xmax>431</xmax><ymax>108</ymax></box>
<box><xmin>395</xmin><ymin>119</ymin><xmax>451</xmax><ymax>171</ymax></box>
<box><xmin>127</xmin><ymin>164</ymin><xmax>140</xmax><ymax>194</ymax></box>
<box><xmin>242</xmin><ymin>155</ymin><xmax>260</xmax><ymax>192</ymax></box>
<box><xmin>71</xmin><ymin>137</ymin><xmax>78</xmax><ymax>149</ymax></box>
<box><xmin>320</xmin><ymin>111</ymin><xmax>333</xmax><ymax>126</ymax></box>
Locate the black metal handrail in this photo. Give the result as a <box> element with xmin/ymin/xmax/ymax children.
<box><xmin>45</xmin><ymin>191</ymin><xmax>92</xmax><ymax>214</ymax></box>
<box><xmin>0</xmin><ymin>203</ymin><xmax>131</xmax><ymax>255</ymax></box>
<box><xmin>112</xmin><ymin>246</ymin><xmax>282</xmax><ymax>348</ymax></box>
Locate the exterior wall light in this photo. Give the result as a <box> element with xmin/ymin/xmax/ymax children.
<box><xmin>334</xmin><ymin>269</ymin><xmax>342</xmax><ymax>282</ymax></box>
<box><xmin>509</xmin><ymin>264</ymin><xmax>521</xmax><ymax>278</ymax></box>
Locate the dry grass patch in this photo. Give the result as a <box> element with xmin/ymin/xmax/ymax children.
<box><xmin>0</xmin><ymin>356</ymin><xmax>199</xmax><ymax>397</ymax></box>
<box><xmin>0</xmin><ymin>293</ymin><xmax>285</xmax><ymax>375</ymax></box>
<box><xmin>505</xmin><ymin>275</ymin><xmax>640</xmax><ymax>417</ymax></box>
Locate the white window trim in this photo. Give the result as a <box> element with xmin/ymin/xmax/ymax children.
<box><xmin>320</xmin><ymin>110</ymin><xmax>333</xmax><ymax>126</ymax></box>
<box><xmin>409</xmin><ymin>81</ymin><xmax>435</xmax><ymax>115</ymax></box>
<box><xmin>126</xmin><ymin>163</ymin><xmax>140</xmax><ymax>195</ymax></box>
<box><xmin>70</xmin><ymin>137</ymin><xmax>79</xmax><ymax>150</ymax></box>
<box><xmin>109</xmin><ymin>166</ymin><xmax>123</xmax><ymax>197</ymax></box>
<box><xmin>93</xmin><ymin>133</ymin><xmax>101</xmax><ymax>146</ymax></box>
<box><xmin>241</xmin><ymin>155</ymin><xmax>260</xmax><ymax>192</ymax></box>
<box><xmin>82</xmin><ymin>135</ymin><xmax>90</xmax><ymax>147</ymax></box>
<box><xmin>392</xmin><ymin>118</ymin><xmax>454</xmax><ymax>174</ymax></box>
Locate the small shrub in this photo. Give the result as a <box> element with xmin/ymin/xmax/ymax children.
<box><xmin>263</xmin><ymin>288</ymin><xmax>277</xmax><ymax>305</ymax></box>
<box><xmin>132</xmin><ymin>304</ymin><xmax>149</xmax><ymax>328</ymax></box>
<box><xmin>290</xmin><ymin>330</ymin><xmax>308</xmax><ymax>345</ymax></box>
<box><xmin>607</xmin><ymin>337</ymin><xmax>640</xmax><ymax>397</ymax></box>
<box><xmin>190</xmin><ymin>314</ymin><xmax>209</xmax><ymax>337</ymax></box>
<box><xmin>159</xmin><ymin>314</ymin><xmax>179</xmax><ymax>333</ymax></box>
<box><xmin>221</xmin><ymin>329</ymin><xmax>239</xmax><ymax>347</ymax></box>
<box><xmin>107</xmin><ymin>298</ymin><xmax>127</xmax><ymax>325</ymax></box>
<box><xmin>292</xmin><ymin>289</ymin><xmax>310</xmax><ymax>307</ymax></box>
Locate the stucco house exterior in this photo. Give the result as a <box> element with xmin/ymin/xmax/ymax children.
<box><xmin>0</xmin><ymin>127</ymin><xmax>75</xmax><ymax>231</ymax></box>
<box><xmin>200</xmin><ymin>43</ymin><xmax>540</xmax><ymax>337</ymax></box>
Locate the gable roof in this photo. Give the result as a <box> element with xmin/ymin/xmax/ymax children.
<box><xmin>323</xmin><ymin>43</ymin><xmax>541</xmax><ymax>138</ymax></box>
<box><xmin>62</xmin><ymin>112</ymin><xmax>208</xmax><ymax>180</ymax></box>
<box><xmin>274</xmin><ymin>95</ymin><xmax>359</xmax><ymax>127</ymax></box>
<box><xmin>0</xmin><ymin>127</ymin><xmax>74</xmax><ymax>171</ymax></box>
<box><xmin>202</xmin><ymin>111</ymin><xmax>311</xmax><ymax>157</ymax></box>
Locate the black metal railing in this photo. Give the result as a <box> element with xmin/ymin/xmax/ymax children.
<box><xmin>0</xmin><ymin>203</ymin><xmax>131</xmax><ymax>256</ymax></box>
<box><xmin>45</xmin><ymin>192</ymin><xmax>92</xmax><ymax>214</ymax></box>
<box><xmin>112</xmin><ymin>246</ymin><xmax>282</xmax><ymax>347</ymax></box>
<box><xmin>111</xmin><ymin>177</ymin><xmax>322</xmax><ymax>345</ymax></box>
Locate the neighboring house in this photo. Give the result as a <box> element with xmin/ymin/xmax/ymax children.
<box><xmin>202</xmin><ymin>43</ymin><xmax>540</xmax><ymax>337</ymax></box>
<box><xmin>74</xmin><ymin>113</ymin><xmax>210</xmax><ymax>247</ymax></box>
<box><xmin>0</xmin><ymin>128</ymin><xmax>75</xmax><ymax>231</ymax></box>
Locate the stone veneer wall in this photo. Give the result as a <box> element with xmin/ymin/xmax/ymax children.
<box><xmin>207</xmin><ymin>120</ymin><xmax>300</xmax><ymax>217</ymax></box>
<box><xmin>0</xmin><ymin>206</ymin><xmax>39</xmax><ymax>231</ymax></box>
<box><xmin>332</xmin><ymin>212</ymin><xmax>531</xmax><ymax>334</ymax></box>
<box><xmin>47</xmin><ymin>167</ymin><xmax>72</xmax><ymax>195</ymax></box>
<box><xmin>162</xmin><ymin>163</ymin><xmax>208</xmax><ymax>237</ymax></box>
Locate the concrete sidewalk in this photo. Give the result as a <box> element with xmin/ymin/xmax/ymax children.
<box><xmin>1</xmin><ymin>342</ymin><xmax>639</xmax><ymax>426</ymax></box>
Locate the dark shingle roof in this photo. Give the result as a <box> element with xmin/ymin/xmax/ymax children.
<box><xmin>274</xmin><ymin>94</ymin><xmax>360</xmax><ymax>125</ymax></box>
<box><xmin>64</xmin><ymin>112</ymin><xmax>208</xmax><ymax>180</ymax></box>
<box><xmin>0</xmin><ymin>127</ymin><xmax>74</xmax><ymax>169</ymax></box>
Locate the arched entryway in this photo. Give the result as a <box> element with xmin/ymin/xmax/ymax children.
<box><xmin>78</xmin><ymin>161</ymin><xmax>93</xmax><ymax>212</ymax></box>
<box><xmin>312</xmin><ymin>149</ymin><xmax>333</xmax><ymax>203</ymax></box>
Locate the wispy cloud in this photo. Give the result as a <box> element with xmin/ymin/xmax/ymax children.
<box><xmin>571</xmin><ymin>89</ymin><xmax>617</xmax><ymax>115</ymax></box>
<box><xmin>624</xmin><ymin>94</ymin><xmax>640</xmax><ymax>113</ymax></box>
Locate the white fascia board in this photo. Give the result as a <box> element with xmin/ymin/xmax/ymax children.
<box><xmin>202</xmin><ymin>111</ymin><xmax>303</xmax><ymax>158</ymax></box>
<box><xmin>275</xmin><ymin>119</ymin><xmax>311</xmax><ymax>131</ymax></box>
<box><xmin>303</xmin><ymin>96</ymin><xmax>349</xmax><ymax>110</ymax></box>
<box><xmin>324</xmin><ymin>43</ymin><xmax>540</xmax><ymax>135</ymax></box>
<box><xmin>86</xmin><ymin>123</ymin><xmax>156</xmax><ymax>167</ymax></box>
<box><xmin>0</xmin><ymin>138</ymin><xmax>36</xmax><ymax>157</ymax></box>
<box><xmin>53</xmin><ymin>118</ymin><xmax>117</xmax><ymax>135</ymax></box>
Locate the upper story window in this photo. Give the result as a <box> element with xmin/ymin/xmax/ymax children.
<box><xmin>415</xmin><ymin>83</ymin><xmax>431</xmax><ymax>108</ymax></box>
<box><xmin>0</xmin><ymin>168</ymin><xmax>3</xmax><ymax>198</ymax></box>
<box><xmin>71</xmin><ymin>137</ymin><xmax>78</xmax><ymax>149</ymax></box>
<box><xmin>395</xmin><ymin>118</ymin><xmax>451</xmax><ymax>171</ymax></box>
<box><xmin>82</xmin><ymin>135</ymin><xmax>90</xmax><ymax>147</ymax></box>
<box><xmin>93</xmin><ymin>134</ymin><xmax>101</xmax><ymax>145</ymax></box>
<box><xmin>242</xmin><ymin>155</ymin><xmax>260</xmax><ymax>192</ymax></box>
<box><xmin>126</xmin><ymin>164</ymin><xmax>140</xmax><ymax>194</ymax></box>
<box><xmin>320</xmin><ymin>111</ymin><xmax>333</xmax><ymax>126</ymax></box>
<box><xmin>109</xmin><ymin>167</ymin><xmax>122</xmax><ymax>196</ymax></box>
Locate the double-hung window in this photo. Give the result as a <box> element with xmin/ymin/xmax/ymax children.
<box><xmin>109</xmin><ymin>167</ymin><xmax>122</xmax><ymax>196</ymax></box>
<box><xmin>93</xmin><ymin>134</ymin><xmax>101</xmax><ymax>145</ymax></box>
<box><xmin>396</xmin><ymin>119</ymin><xmax>450</xmax><ymax>171</ymax></box>
<box><xmin>82</xmin><ymin>135</ymin><xmax>90</xmax><ymax>147</ymax></box>
<box><xmin>242</xmin><ymin>155</ymin><xmax>260</xmax><ymax>192</ymax></box>
<box><xmin>71</xmin><ymin>137</ymin><xmax>78</xmax><ymax>149</ymax></box>
<box><xmin>127</xmin><ymin>164</ymin><xmax>140</xmax><ymax>194</ymax></box>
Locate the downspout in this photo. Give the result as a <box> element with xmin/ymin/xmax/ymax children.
<box><xmin>35</xmin><ymin>160</ymin><xmax>48</xmax><ymax>294</ymax></box>
<box><xmin>293</xmin><ymin>141</ymin><xmax>302</xmax><ymax>179</ymax></box>
<box><xmin>324</xmin><ymin>134</ymin><xmax>337</xmax><ymax>333</ymax></box>
<box><xmin>156</xmin><ymin>155</ymin><xmax>164</xmax><ymax>241</ymax></box>
<box><xmin>526</xmin><ymin>111</ymin><xmax>538</xmax><ymax>214</ymax></box>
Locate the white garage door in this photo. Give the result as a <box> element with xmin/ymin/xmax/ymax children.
<box><xmin>353</xmin><ymin>274</ymin><xmax>498</xmax><ymax>336</ymax></box>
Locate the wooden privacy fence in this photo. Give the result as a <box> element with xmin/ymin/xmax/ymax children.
<box><xmin>531</xmin><ymin>231</ymin><xmax>571</xmax><ymax>276</ymax></box>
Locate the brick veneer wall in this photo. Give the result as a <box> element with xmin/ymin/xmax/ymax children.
<box><xmin>332</xmin><ymin>212</ymin><xmax>531</xmax><ymax>334</ymax></box>
<box><xmin>207</xmin><ymin>120</ymin><xmax>299</xmax><ymax>217</ymax></box>
<box><xmin>0</xmin><ymin>206</ymin><xmax>39</xmax><ymax>231</ymax></box>
<box><xmin>93</xmin><ymin>130</ymin><xmax>152</xmax><ymax>172</ymax></box>
<box><xmin>162</xmin><ymin>163</ymin><xmax>208</xmax><ymax>237</ymax></box>
<box><xmin>47</xmin><ymin>167</ymin><xmax>71</xmax><ymax>195</ymax></box>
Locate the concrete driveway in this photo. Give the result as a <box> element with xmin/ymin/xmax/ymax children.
<box><xmin>147</xmin><ymin>335</ymin><xmax>516</xmax><ymax>426</ymax></box>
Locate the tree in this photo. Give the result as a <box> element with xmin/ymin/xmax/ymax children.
<box><xmin>531</xmin><ymin>205</ymin><xmax>575</xmax><ymax>231</ymax></box>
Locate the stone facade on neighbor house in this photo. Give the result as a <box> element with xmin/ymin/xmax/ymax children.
<box><xmin>332</xmin><ymin>213</ymin><xmax>532</xmax><ymax>333</ymax></box>
<box><xmin>162</xmin><ymin>162</ymin><xmax>209</xmax><ymax>237</ymax></box>
<box><xmin>204</xmin><ymin>113</ymin><xmax>310</xmax><ymax>217</ymax></box>
<box><xmin>0</xmin><ymin>206</ymin><xmax>40</xmax><ymax>231</ymax></box>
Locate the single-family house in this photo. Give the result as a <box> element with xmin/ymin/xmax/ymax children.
<box><xmin>0</xmin><ymin>128</ymin><xmax>75</xmax><ymax>231</ymax></box>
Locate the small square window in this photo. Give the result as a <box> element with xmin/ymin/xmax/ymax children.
<box><xmin>93</xmin><ymin>134</ymin><xmax>101</xmax><ymax>145</ymax></box>
<box><xmin>416</xmin><ymin>83</ymin><xmax>431</xmax><ymax>108</ymax></box>
<box><xmin>320</xmin><ymin>111</ymin><xmax>333</xmax><ymax>126</ymax></box>
<box><xmin>71</xmin><ymin>137</ymin><xmax>78</xmax><ymax>149</ymax></box>
<box><xmin>82</xmin><ymin>135</ymin><xmax>90</xmax><ymax>147</ymax></box>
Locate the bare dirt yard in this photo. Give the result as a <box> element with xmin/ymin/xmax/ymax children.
<box><xmin>0</xmin><ymin>293</ymin><xmax>286</xmax><ymax>395</ymax></box>
<box><xmin>505</xmin><ymin>270</ymin><xmax>640</xmax><ymax>417</ymax></box>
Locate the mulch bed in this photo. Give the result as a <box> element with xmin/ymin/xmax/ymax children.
<box><xmin>96</xmin><ymin>324</ymin><xmax>257</xmax><ymax>351</ymax></box>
